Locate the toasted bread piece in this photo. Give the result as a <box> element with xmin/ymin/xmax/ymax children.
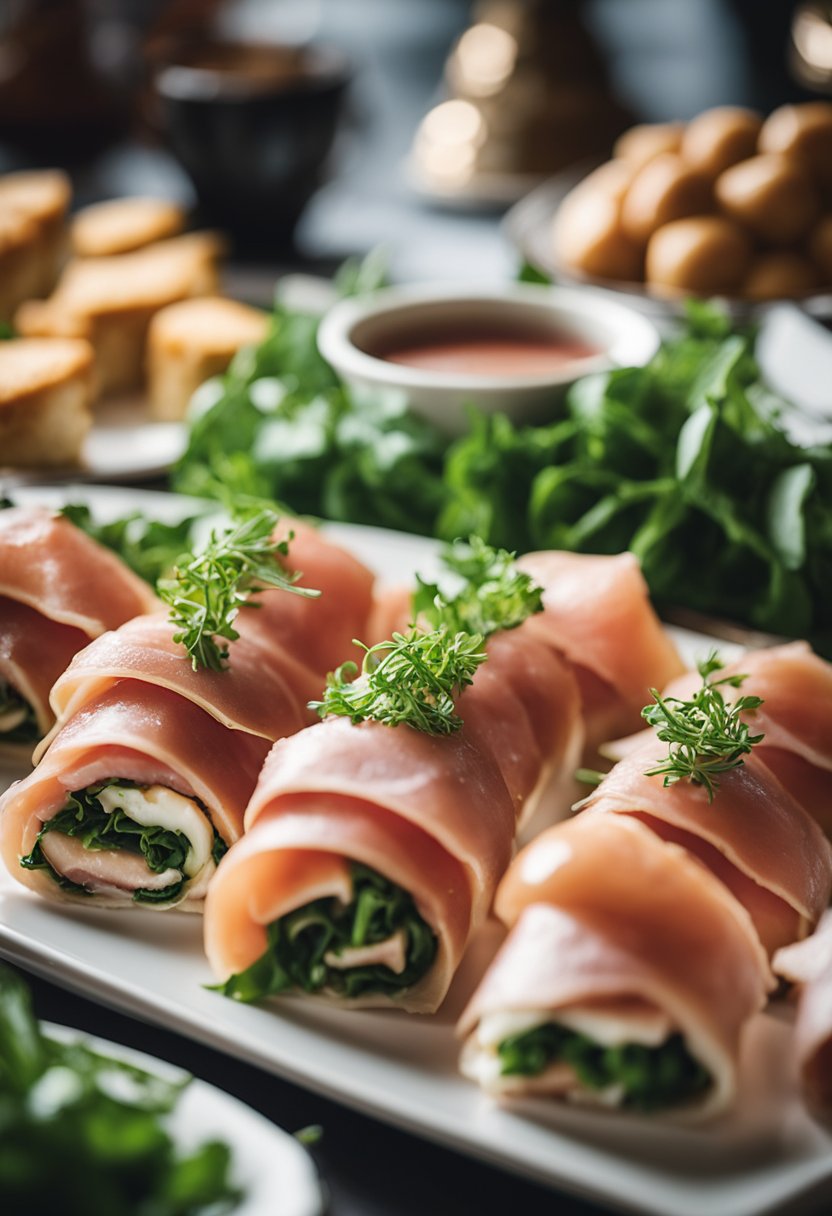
<box><xmin>147</xmin><ymin>296</ymin><xmax>269</xmax><ymax>420</ymax></box>
<box><xmin>0</xmin><ymin>169</ymin><xmax>71</xmax><ymax>319</ymax></box>
<box><xmin>0</xmin><ymin>337</ymin><xmax>94</xmax><ymax>467</ymax></box>
<box><xmin>72</xmin><ymin>196</ymin><xmax>186</xmax><ymax>257</ymax></box>
<box><xmin>14</xmin><ymin>232</ymin><xmax>225</xmax><ymax>396</ymax></box>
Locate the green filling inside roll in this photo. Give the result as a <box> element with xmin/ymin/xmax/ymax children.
<box><xmin>218</xmin><ymin>862</ymin><xmax>438</xmax><ymax>1002</ymax></box>
<box><xmin>497</xmin><ymin>1024</ymin><xmax>711</xmax><ymax>1111</ymax></box>
<box><xmin>20</xmin><ymin>780</ymin><xmax>227</xmax><ymax>905</ymax></box>
<box><xmin>0</xmin><ymin>681</ymin><xmax>40</xmax><ymax>744</ymax></box>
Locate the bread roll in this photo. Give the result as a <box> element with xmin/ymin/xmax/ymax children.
<box><xmin>0</xmin><ymin>170</ymin><xmax>70</xmax><ymax>319</ymax></box>
<box><xmin>759</xmin><ymin>102</ymin><xmax>832</xmax><ymax>191</ymax></box>
<box><xmin>743</xmin><ymin>252</ymin><xmax>819</xmax><ymax>300</ymax></box>
<box><xmin>681</xmin><ymin>106</ymin><xmax>762</xmax><ymax>177</ymax></box>
<box><xmin>614</xmin><ymin>122</ymin><xmax>684</xmax><ymax>170</ymax></box>
<box><xmin>0</xmin><ymin>337</ymin><xmax>94</xmax><ymax>467</ymax></box>
<box><xmin>621</xmin><ymin>154</ymin><xmax>712</xmax><ymax>245</ymax></box>
<box><xmin>72</xmin><ymin>197</ymin><xmax>186</xmax><ymax>257</ymax></box>
<box><xmin>716</xmin><ymin>154</ymin><xmax>819</xmax><ymax>244</ymax></box>
<box><xmin>645</xmin><ymin>216</ymin><xmax>751</xmax><ymax>295</ymax></box>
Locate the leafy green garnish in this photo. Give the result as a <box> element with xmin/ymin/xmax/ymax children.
<box><xmin>157</xmin><ymin>508</ymin><xmax>319</xmax><ymax>672</ymax></box>
<box><xmin>413</xmin><ymin>535</ymin><xmax>543</xmax><ymax>638</ymax></box>
<box><xmin>60</xmin><ymin>503</ymin><xmax>204</xmax><ymax>585</ymax></box>
<box><xmin>0</xmin><ymin>965</ymin><xmax>242</xmax><ymax>1214</ymax></box>
<box><xmin>642</xmin><ymin>651</ymin><xmax>764</xmax><ymax>802</ymax></box>
<box><xmin>0</xmin><ymin>680</ymin><xmax>40</xmax><ymax>743</ymax></box>
<box><xmin>497</xmin><ymin>1022</ymin><xmax>710</xmax><ymax>1112</ymax></box>
<box><xmin>19</xmin><ymin>780</ymin><xmax>226</xmax><ymax>905</ymax></box>
<box><xmin>311</xmin><ymin>627</ymin><xmax>486</xmax><ymax>735</ymax></box>
<box><xmin>216</xmin><ymin>862</ymin><xmax>436</xmax><ymax>1002</ymax></box>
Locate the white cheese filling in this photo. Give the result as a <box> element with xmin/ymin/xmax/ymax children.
<box><xmin>96</xmin><ymin>784</ymin><xmax>215</xmax><ymax>881</ymax></box>
<box><xmin>324</xmin><ymin>928</ymin><xmax>408</xmax><ymax>974</ymax></box>
<box><xmin>0</xmin><ymin>704</ymin><xmax>27</xmax><ymax>732</ymax></box>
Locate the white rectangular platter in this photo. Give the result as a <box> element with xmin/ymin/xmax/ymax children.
<box><xmin>1</xmin><ymin>486</ymin><xmax>831</xmax><ymax>1216</ymax></box>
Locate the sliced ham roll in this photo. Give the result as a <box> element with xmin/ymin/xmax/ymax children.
<box><xmin>238</xmin><ymin>517</ymin><xmax>376</xmax><ymax>678</ymax></box>
<box><xmin>204</xmin><ymin>716</ymin><xmax>516</xmax><ymax>1012</ymax></box>
<box><xmin>459</xmin><ymin>814</ymin><xmax>770</xmax><ymax>1119</ymax></box>
<box><xmin>579</xmin><ymin>737</ymin><xmax>832</xmax><ymax>957</ymax></box>
<box><xmin>0</xmin><ymin>681</ymin><xmax>270</xmax><ymax>910</ymax></box>
<box><xmin>774</xmin><ymin>912</ymin><xmax>832</xmax><ymax>1121</ymax></box>
<box><xmin>0</xmin><ymin>506</ymin><xmax>156</xmax><ymax>749</ymax></box>
<box><xmin>516</xmin><ymin>551</ymin><xmax>685</xmax><ymax>751</ymax></box>
<box><xmin>39</xmin><ymin>611</ymin><xmax>316</xmax><ymax>759</ymax></box>
<box><xmin>457</xmin><ymin>625</ymin><xmax>584</xmax><ymax>838</ymax></box>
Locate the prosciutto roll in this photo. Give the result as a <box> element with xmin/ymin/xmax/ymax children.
<box><xmin>516</xmin><ymin>550</ymin><xmax>685</xmax><ymax>751</ymax></box>
<box><xmin>579</xmin><ymin>737</ymin><xmax>832</xmax><ymax>957</ymax></box>
<box><xmin>774</xmin><ymin>912</ymin><xmax>832</xmax><ymax>1121</ymax></box>
<box><xmin>459</xmin><ymin>814</ymin><xmax>771</xmax><ymax>1119</ymax></box>
<box><xmin>204</xmin><ymin>715</ymin><xmax>516</xmax><ymax>1012</ymax></box>
<box><xmin>0</xmin><ymin>682</ymin><xmax>270</xmax><ymax>910</ymax></box>
<box><xmin>0</xmin><ymin>506</ymin><xmax>156</xmax><ymax>748</ymax></box>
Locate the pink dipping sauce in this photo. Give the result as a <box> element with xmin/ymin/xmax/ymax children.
<box><xmin>378</xmin><ymin>328</ymin><xmax>599</xmax><ymax>377</ymax></box>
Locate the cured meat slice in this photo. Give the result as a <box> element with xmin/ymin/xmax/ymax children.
<box><xmin>204</xmin><ymin>716</ymin><xmax>516</xmax><ymax>1012</ymax></box>
<box><xmin>516</xmin><ymin>550</ymin><xmax>685</xmax><ymax>749</ymax></box>
<box><xmin>459</xmin><ymin>814</ymin><xmax>770</xmax><ymax>1118</ymax></box>
<box><xmin>0</xmin><ymin>506</ymin><xmax>157</xmax><ymax>748</ymax></box>
<box><xmin>238</xmin><ymin>517</ymin><xmax>376</xmax><ymax>678</ymax></box>
<box><xmin>775</xmin><ymin>912</ymin><xmax>832</xmax><ymax>1121</ymax></box>
<box><xmin>457</xmin><ymin>624</ymin><xmax>584</xmax><ymax>837</ymax></box>
<box><xmin>0</xmin><ymin>681</ymin><xmax>270</xmax><ymax>910</ymax></box>
<box><xmin>579</xmin><ymin>736</ymin><xmax>832</xmax><ymax>957</ymax></box>
<box><xmin>43</xmin><ymin>611</ymin><xmax>314</xmax><ymax>753</ymax></box>
<box><xmin>0</xmin><ymin>505</ymin><xmax>156</xmax><ymax>634</ymax></box>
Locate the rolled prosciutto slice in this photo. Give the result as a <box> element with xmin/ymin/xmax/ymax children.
<box><xmin>0</xmin><ymin>506</ymin><xmax>156</xmax><ymax>748</ymax></box>
<box><xmin>0</xmin><ymin>681</ymin><xmax>270</xmax><ymax>910</ymax></box>
<box><xmin>459</xmin><ymin>814</ymin><xmax>770</xmax><ymax>1119</ymax></box>
<box><xmin>457</xmin><ymin>625</ymin><xmax>584</xmax><ymax>838</ymax></box>
<box><xmin>39</xmin><ymin>611</ymin><xmax>316</xmax><ymax>759</ymax></box>
<box><xmin>774</xmin><ymin>912</ymin><xmax>832</xmax><ymax>1121</ymax></box>
<box><xmin>204</xmin><ymin>715</ymin><xmax>516</xmax><ymax>1012</ymax></box>
<box><xmin>516</xmin><ymin>551</ymin><xmax>685</xmax><ymax>751</ymax></box>
<box><xmin>579</xmin><ymin>736</ymin><xmax>832</xmax><ymax>957</ymax></box>
<box><xmin>237</xmin><ymin>517</ymin><xmax>376</xmax><ymax>678</ymax></box>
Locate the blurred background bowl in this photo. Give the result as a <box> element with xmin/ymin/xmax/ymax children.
<box><xmin>148</xmin><ymin>36</ymin><xmax>351</xmax><ymax>254</ymax></box>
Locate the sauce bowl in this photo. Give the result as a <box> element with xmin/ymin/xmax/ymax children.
<box><xmin>318</xmin><ymin>283</ymin><xmax>660</xmax><ymax>435</ymax></box>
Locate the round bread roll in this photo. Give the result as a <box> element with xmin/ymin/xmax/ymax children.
<box><xmin>621</xmin><ymin>153</ymin><xmax>712</xmax><ymax>245</ymax></box>
<box><xmin>614</xmin><ymin>122</ymin><xmax>684</xmax><ymax>171</ymax></box>
<box><xmin>715</xmin><ymin>153</ymin><xmax>819</xmax><ymax>244</ymax></box>
<box><xmin>553</xmin><ymin>175</ymin><xmax>642</xmax><ymax>282</ymax></box>
<box><xmin>645</xmin><ymin>216</ymin><xmax>752</xmax><ymax>295</ymax></box>
<box><xmin>759</xmin><ymin>102</ymin><xmax>832</xmax><ymax>190</ymax></box>
<box><xmin>681</xmin><ymin>106</ymin><xmax>762</xmax><ymax>177</ymax></box>
<box><xmin>808</xmin><ymin>215</ymin><xmax>832</xmax><ymax>283</ymax></box>
<box><xmin>743</xmin><ymin>251</ymin><xmax>819</xmax><ymax>300</ymax></box>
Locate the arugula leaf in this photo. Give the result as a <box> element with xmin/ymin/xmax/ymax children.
<box><xmin>60</xmin><ymin>503</ymin><xmax>203</xmax><ymax>585</ymax></box>
<box><xmin>0</xmin><ymin>680</ymin><xmax>40</xmax><ymax>743</ymax></box>
<box><xmin>497</xmin><ymin>1022</ymin><xmax>710</xmax><ymax>1112</ymax></box>
<box><xmin>216</xmin><ymin>862</ymin><xmax>437</xmax><ymax>1002</ymax></box>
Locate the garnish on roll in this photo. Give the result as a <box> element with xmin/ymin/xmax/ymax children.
<box><xmin>311</xmin><ymin>627</ymin><xmax>487</xmax><ymax>735</ymax></box>
<box><xmin>157</xmin><ymin>508</ymin><xmax>320</xmax><ymax>672</ymax></box>
<box><xmin>642</xmin><ymin>651</ymin><xmax>764</xmax><ymax>802</ymax></box>
<box><xmin>413</xmin><ymin>535</ymin><xmax>544</xmax><ymax>639</ymax></box>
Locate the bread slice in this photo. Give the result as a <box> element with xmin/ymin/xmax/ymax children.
<box><xmin>0</xmin><ymin>337</ymin><xmax>94</xmax><ymax>467</ymax></box>
<box><xmin>14</xmin><ymin>232</ymin><xmax>225</xmax><ymax>396</ymax></box>
<box><xmin>147</xmin><ymin>296</ymin><xmax>269</xmax><ymax>420</ymax></box>
<box><xmin>72</xmin><ymin>196</ymin><xmax>186</xmax><ymax>257</ymax></box>
<box><xmin>0</xmin><ymin>169</ymin><xmax>71</xmax><ymax>320</ymax></box>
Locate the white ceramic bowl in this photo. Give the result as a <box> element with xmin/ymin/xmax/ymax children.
<box><xmin>317</xmin><ymin>282</ymin><xmax>660</xmax><ymax>436</ymax></box>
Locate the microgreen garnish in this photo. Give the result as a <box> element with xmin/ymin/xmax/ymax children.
<box><xmin>310</xmin><ymin>627</ymin><xmax>487</xmax><ymax>735</ymax></box>
<box><xmin>157</xmin><ymin>508</ymin><xmax>319</xmax><ymax>672</ymax></box>
<box><xmin>413</xmin><ymin>535</ymin><xmax>543</xmax><ymax>638</ymax></box>
<box><xmin>642</xmin><ymin>651</ymin><xmax>764</xmax><ymax>802</ymax></box>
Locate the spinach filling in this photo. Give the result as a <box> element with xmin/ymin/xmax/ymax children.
<box><xmin>0</xmin><ymin>680</ymin><xmax>40</xmax><ymax>744</ymax></box>
<box><xmin>20</xmin><ymin>780</ymin><xmax>227</xmax><ymax>905</ymax></box>
<box><xmin>497</xmin><ymin>1023</ymin><xmax>711</xmax><ymax>1112</ymax></box>
<box><xmin>218</xmin><ymin>862</ymin><xmax>438</xmax><ymax>1002</ymax></box>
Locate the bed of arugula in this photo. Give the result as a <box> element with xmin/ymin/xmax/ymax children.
<box><xmin>67</xmin><ymin>265</ymin><xmax>832</xmax><ymax>657</ymax></box>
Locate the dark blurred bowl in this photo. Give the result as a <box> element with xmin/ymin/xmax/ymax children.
<box><xmin>147</xmin><ymin>38</ymin><xmax>350</xmax><ymax>253</ymax></box>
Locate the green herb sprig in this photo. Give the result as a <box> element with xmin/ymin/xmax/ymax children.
<box><xmin>413</xmin><ymin>535</ymin><xmax>543</xmax><ymax>639</ymax></box>
<box><xmin>642</xmin><ymin>651</ymin><xmax>764</xmax><ymax>802</ymax></box>
<box><xmin>310</xmin><ymin>627</ymin><xmax>486</xmax><ymax>735</ymax></box>
<box><xmin>157</xmin><ymin>509</ymin><xmax>319</xmax><ymax>672</ymax></box>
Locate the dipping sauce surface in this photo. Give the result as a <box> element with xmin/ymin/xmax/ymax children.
<box><xmin>375</xmin><ymin>327</ymin><xmax>600</xmax><ymax>377</ymax></box>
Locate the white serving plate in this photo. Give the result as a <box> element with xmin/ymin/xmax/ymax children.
<box><xmin>1</xmin><ymin>485</ymin><xmax>831</xmax><ymax>1216</ymax></box>
<box><xmin>45</xmin><ymin>1024</ymin><xmax>322</xmax><ymax>1216</ymax></box>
